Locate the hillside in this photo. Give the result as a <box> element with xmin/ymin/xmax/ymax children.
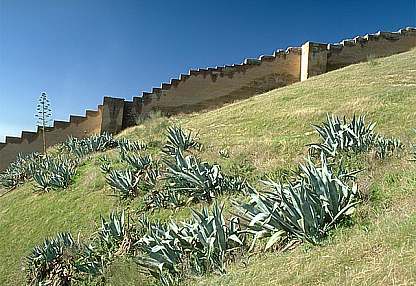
<box><xmin>1</xmin><ymin>49</ymin><xmax>416</xmax><ymax>286</ymax></box>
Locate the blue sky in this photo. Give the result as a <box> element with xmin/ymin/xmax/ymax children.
<box><xmin>0</xmin><ymin>0</ymin><xmax>415</xmax><ymax>141</ymax></box>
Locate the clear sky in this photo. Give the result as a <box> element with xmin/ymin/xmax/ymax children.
<box><xmin>0</xmin><ymin>0</ymin><xmax>415</xmax><ymax>141</ymax></box>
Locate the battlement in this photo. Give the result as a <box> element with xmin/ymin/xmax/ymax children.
<box><xmin>0</xmin><ymin>27</ymin><xmax>415</xmax><ymax>170</ymax></box>
<box><xmin>0</xmin><ymin>103</ymin><xmax>103</xmax><ymax>170</ymax></box>
<box><xmin>301</xmin><ymin>27</ymin><xmax>416</xmax><ymax>79</ymax></box>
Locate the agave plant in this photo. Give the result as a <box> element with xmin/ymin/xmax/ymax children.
<box><xmin>176</xmin><ymin>202</ymin><xmax>243</xmax><ymax>274</ymax></box>
<box><xmin>98</xmin><ymin>210</ymin><xmax>133</xmax><ymax>257</ymax></box>
<box><xmin>164</xmin><ymin>149</ymin><xmax>246</xmax><ymax>203</ymax></box>
<box><xmin>309</xmin><ymin>114</ymin><xmax>402</xmax><ymax>159</ymax></box>
<box><xmin>25</xmin><ymin>232</ymin><xmax>78</xmax><ymax>285</ymax></box>
<box><xmin>121</xmin><ymin>152</ymin><xmax>152</xmax><ymax>173</ymax></box>
<box><xmin>32</xmin><ymin>169</ymin><xmax>51</xmax><ymax>191</ymax></box>
<box><xmin>163</xmin><ymin>126</ymin><xmax>201</xmax><ymax>156</ymax></box>
<box><xmin>0</xmin><ymin>152</ymin><xmax>42</xmax><ymax>189</ymax></box>
<box><xmin>309</xmin><ymin>114</ymin><xmax>376</xmax><ymax>156</ymax></box>
<box><xmin>30</xmin><ymin>156</ymin><xmax>77</xmax><ymax>191</ymax></box>
<box><xmin>0</xmin><ymin>170</ymin><xmax>21</xmax><ymax>189</ymax></box>
<box><xmin>145</xmin><ymin>189</ymin><xmax>186</xmax><ymax>210</ymax></box>
<box><xmin>373</xmin><ymin>136</ymin><xmax>403</xmax><ymax>159</ymax></box>
<box><xmin>62</xmin><ymin>133</ymin><xmax>118</xmax><ymax>158</ymax></box>
<box><xmin>99</xmin><ymin>155</ymin><xmax>112</xmax><ymax>174</ymax></box>
<box><xmin>164</xmin><ymin>150</ymin><xmax>226</xmax><ymax>202</ymax></box>
<box><xmin>235</xmin><ymin>155</ymin><xmax>358</xmax><ymax>246</ymax></box>
<box><xmin>118</xmin><ymin>137</ymin><xmax>147</xmax><ymax>153</ymax></box>
<box><xmin>50</xmin><ymin>160</ymin><xmax>77</xmax><ymax>189</ymax></box>
<box><xmin>25</xmin><ymin>232</ymin><xmax>110</xmax><ymax>285</ymax></box>
<box><xmin>135</xmin><ymin>203</ymin><xmax>244</xmax><ymax>284</ymax></box>
<box><xmin>106</xmin><ymin>169</ymin><xmax>140</xmax><ymax>199</ymax></box>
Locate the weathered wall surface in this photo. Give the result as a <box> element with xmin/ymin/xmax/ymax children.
<box><xmin>0</xmin><ymin>107</ymin><xmax>102</xmax><ymax>170</ymax></box>
<box><xmin>1</xmin><ymin>27</ymin><xmax>415</xmax><ymax>170</ymax></box>
<box><xmin>327</xmin><ymin>28</ymin><xmax>416</xmax><ymax>71</ymax></box>
<box><xmin>301</xmin><ymin>27</ymin><xmax>416</xmax><ymax>80</ymax></box>
<box><xmin>119</xmin><ymin>48</ymin><xmax>302</xmax><ymax>128</ymax></box>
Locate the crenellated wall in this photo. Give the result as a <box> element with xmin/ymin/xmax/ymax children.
<box><xmin>0</xmin><ymin>105</ymin><xmax>103</xmax><ymax>170</ymax></box>
<box><xmin>301</xmin><ymin>27</ymin><xmax>416</xmax><ymax>80</ymax></box>
<box><xmin>1</xmin><ymin>27</ymin><xmax>415</xmax><ymax>170</ymax></box>
<box><xmin>117</xmin><ymin>47</ymin><xmax>302</xmax><ymax>129</ymax></box>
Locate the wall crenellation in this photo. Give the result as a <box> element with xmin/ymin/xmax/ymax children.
<box><xmin>0</xmin><ymin>27</ymin><xmax>415</xmax><ymax>170</ymax></box>
<box><xmin>301</xmin><ymin>27</ymin><xmax>416</xmax><ymax>80</ymax></box>
<box><xmin>135</xmin><ymin>46</ymin><xmax>302</xmax><ymax>110</ymax></box>
<box><xmin>0</xmin><ymin>103</ymin><xmax>103</xmax><ymax>170</ymax></box>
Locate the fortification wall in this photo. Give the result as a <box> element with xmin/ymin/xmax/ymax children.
<box><xmin>327</xmin><ymin>27</ymin><xmax>416</xmax><ymax>71</ymax></box>
<box><xmin>1</xmin><ymin>27</ymin><xmax>415</xmax><ymax>171</ymax></box>
<box><xmin>119</xmin><ymin>48</ymin><xmax>302</xmax><ymax>127</ymax></box>
<box><xmin>0</xmin><ymin>106</ymin><xmax>102</xmax><ymax>170</ymax></box>
<box><xmin>301</xmin><ymin>27</ymin><xmax>416</xmax><ymax>80</ymax></box>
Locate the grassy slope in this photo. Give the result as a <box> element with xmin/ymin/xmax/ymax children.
<box><xmin>0</xmin><ymin>49</ymin><xmax>415</xmax><ymax>285</ymax></box>
<box><xmin>0</xmin><ymin>159</ymin><xmax>119</xmax><ymax>285</ymax></box>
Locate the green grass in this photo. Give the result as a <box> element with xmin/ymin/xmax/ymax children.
<box><xmin>1</xmin><ymin>49</ymin><xmax>416</xmax><ymax>285</ymax></box>
<box><xmin>0</xmin><ymin>159</ymin><xmax>118</xmax><ymax>285</ymax></box>
<box><xmin>190</xmin><ymin>159</ymin><xmax>416</xmax><ymax>286</ymax></box>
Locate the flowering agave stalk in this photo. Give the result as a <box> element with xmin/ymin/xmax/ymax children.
<box><xmin>235</xmin><ymin>155</ymin><xmax>358</xmax><ymax>247</ymax></box>
<box><xmin>35</xmin><ymin>92</ymin><xmax>52</xmax><ymax>155</ymax></box>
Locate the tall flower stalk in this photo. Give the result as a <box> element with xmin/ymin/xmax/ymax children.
<box><xmin>35</xmin><ymin>92</ymin><xmax>52</xmax><ymax>155</ymax></box>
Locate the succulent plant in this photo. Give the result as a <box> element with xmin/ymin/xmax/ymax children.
<box><xmin>235</xmin><ymin>155</ymin><xmax>358</xmax><ymax>246</ymax></box>
<box><xmin>121</xmin><ymin>152</ymin><xmax>152</xmax><ymax>173</ymax></box>
<box><xmin>106</xmin><ymin>169</ymin><xmax>140</xmax><ymax>199</ymax></box>
<box><xmin>62</xmin><ymin>133</ymin><xmax>118</xmax><ymax>158</ymax></box>
<box><xmin>118</xmin><ymin>138</ymin><xmax>146</xmax><ymax>153</ymax></box>
<box><xmin>0</xmin><ymin>152</ymin><xmax>42</xmax><ymax>189</ymax></box>
<box><xmin>30</xmin><ymin>156</ymin><xmax>77</xmax><ymax>191</ymax></box>
<box><xmin>164</xmin><ymin>149</ymin><xmax>246</xmax><ymax>203</ymax></box>
<box><xmin>163</xmin><ymin>126</ymin><xmax>201</xmax><ymax>156</ymax></box>
<box><xmin>25</xmin><ymin>232</ymin><xmax>78</xmax><ymax>285</ymax></box>
<box><xmin>309</xmin><ymin>114</ymin><xmax>402</xmax><ymax>159</ymax></box>
<box><xmin>135</xmin><ymin>202</ymin><xmax>244</xmax><ymax>284</ymax></box>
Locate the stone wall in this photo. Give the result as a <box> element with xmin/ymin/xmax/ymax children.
<box><xmin>119</xmin><ymin>47</ymin><xmax>302</xmax><ymax>128</ymax></box>
<box><xmin>0</xmin><ymin>105</ymin><xmax>103</xmax><ymax>170</ymax></box>
<box><xmin>1</xmin><ymin>27</ymin><xmax>415</xmax><ymax>170</ymax></box>
<box><xmin>301</xmin><ymin>27</ymin><xmax>416</xmax><ymax>80</ymax></box>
